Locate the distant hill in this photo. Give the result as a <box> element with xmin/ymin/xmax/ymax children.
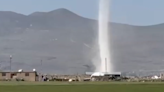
<box><xmin>0</xmin><ymin>8</ymin><xmax>164</xmax><ymax>74</ymax></box>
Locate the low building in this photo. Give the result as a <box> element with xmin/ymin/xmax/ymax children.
<box><xmin>160</xmin><ymin>73</ymin><xmax>164</xmax><ymax>79</ymax></box>
<box><xmin>0</xmin><ymin>71</ymin><xmax>38</xmax><ymax>81</ymax></box>
<box><xmin>86</xmin><ymin>72</ymin><xmax>121</xmax><ymax>81</ymax></box>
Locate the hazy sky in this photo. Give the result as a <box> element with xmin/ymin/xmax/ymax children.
<box><xmin>0</xmin><ymin>0</ymin><xmax>163</xmax><ymax>25</ymax></box>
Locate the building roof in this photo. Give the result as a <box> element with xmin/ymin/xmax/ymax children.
<box><xmin>86</xmin><ymin>72</ymin><xmax>121</xmax><ymax>75</ymax></box>
<box><xmin>0</xmin><ymin>71</ymin><xmax>37</xmax><ymax>73</ymax></box>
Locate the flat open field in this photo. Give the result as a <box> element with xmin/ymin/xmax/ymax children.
<box><xmin>0</xmin><ymin>82</ymin><xmax>164</xmax><ymax>92</ymax></box>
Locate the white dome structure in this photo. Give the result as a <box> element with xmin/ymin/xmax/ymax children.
<box><xmin>91</xmin><ymin>72</ymin><xmax>105</xmax><ymax>77</ymax></box>
<box><xmin>18</xmin><ymin>69</ymin><xmax>23</xmax><ymax>72</ymax></box>
<box><xmin>152</xmin><ymin>75</ymin><xmax>159</xmax><ymax>79</ymax></box>
<box><xmin>69</xmin><ymin>79</ymin><xmax>72</xmax><ymax>82</ymax></box>
<box><xmin>33</xmin><ymin>69</ymin><xmax>36</xmax><ymax>72</ymax></box>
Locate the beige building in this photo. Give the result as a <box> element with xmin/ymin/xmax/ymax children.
<box><xmin>0</xmin><ymin>71</ymin><xmax>38</xmax><ymax>81</ymax></box>
<box><xmin>160</xmin><ymin>73</ymin><xmax>164</xmax><ymax>79</ymax></box>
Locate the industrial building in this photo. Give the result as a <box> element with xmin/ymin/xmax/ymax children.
<box><xmin>0</xmin><ymin>70</ymin><xmax>38</xmax><ymax>81</ymax></box>
<box><xmin>86</xmin><ymin>72</ymin><xmax>121</xmax><ymax>81</ymax></box>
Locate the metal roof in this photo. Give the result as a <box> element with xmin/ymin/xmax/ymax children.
<box><xmin>86</xmin><ymin>72</ymin><xmax>121</xmax><ymax>75</ymax></box>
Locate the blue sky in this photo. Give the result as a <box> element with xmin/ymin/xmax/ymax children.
<box><xmin>0</xmin><ymin>0</ymin><xmax>163</xmax><ymax>25</ymax></box>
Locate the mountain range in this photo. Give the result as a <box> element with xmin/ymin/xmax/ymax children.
<box><xmin>0</xmin><ymin>8</ymin><xmax>164</xmax><ymax>74</ymax></box>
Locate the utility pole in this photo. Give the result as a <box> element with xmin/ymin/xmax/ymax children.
<box><xmin>40</xmin><ymin>59</ymin><xmax>43</xmax><ymax>73</ymax></box>
<box><xmin>9</xmin><ymin>55</ymin><xmax>12</xmax><ymax>72</ymax></box>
